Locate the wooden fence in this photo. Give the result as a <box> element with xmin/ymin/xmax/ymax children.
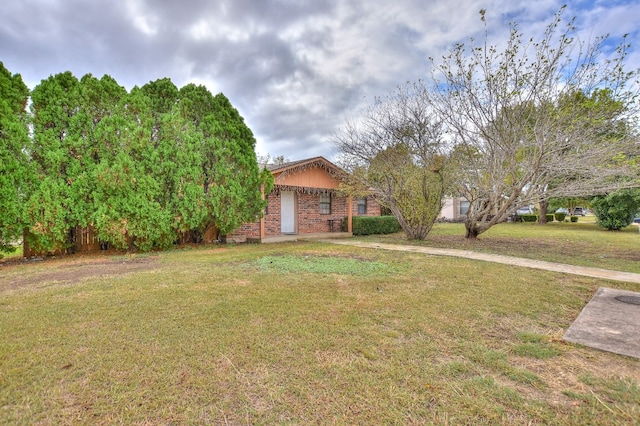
<box><xmin>23</xmin><ymin>226</ymin><xmax>101</xmax><ymax>258</ymax></box>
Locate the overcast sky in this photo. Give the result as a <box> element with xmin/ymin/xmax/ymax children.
<box><xmin>2</xmin><ymin>0</ymin><xmax>639</xmax><ymax>162</ymax></box>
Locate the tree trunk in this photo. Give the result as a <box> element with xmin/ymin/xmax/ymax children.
<box><xmin>539</xmin><ymin>200</ymin><xmax>548</xmax><ymax>224</ymax></box>
<box><xmin>465</xmin><ymin>224</ymin><xmax>479</xmax><ymax>239</ymax></box>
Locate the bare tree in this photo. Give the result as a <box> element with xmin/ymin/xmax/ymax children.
<box><xmin>431</xmin><ymin>7</ymin><xmax>640</xmax><ymax>238</ymax></box>
<box><xmin>334</xmin><ymin>81</ymin><xmax>449</xmax><ymax>240</ymax></box>
<box><xmin>256</xmin><ymin>153</ymin><xmax>290</xmax><ymax>166</ymax></box>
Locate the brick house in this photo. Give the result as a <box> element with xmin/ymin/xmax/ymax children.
<box><xmin>227</xmin><ymin>156</ymin><xmax>381</xmax><ymax>242</ymax></box>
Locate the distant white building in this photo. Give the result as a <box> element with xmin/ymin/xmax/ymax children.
<box><xmin>438</xmin><ymin>197</ymin><xmax>469</xmax><ymax>222</ymax></box>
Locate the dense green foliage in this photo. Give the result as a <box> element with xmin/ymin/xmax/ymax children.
<box><xmin>519</xmin><ymin>214</ymin><xmax>538</xmax><ymax>223</ymax></box>
<box><xmin>554</xmin><ymin>212</ymin><xmax>566</xmax><ymax>222</ymax></box>
<box><xmin>591</xmin><ymin>189</ymin><xmax>640</xmax><ymax>230</ymax></box>
<box><xmin>350</xmin><ymin>215</ymin><xmax>402</xmax><ymax>236</ymax></box>
<box><xmin>0</xmin><ymin>63</ymin><xmax>30</xmax><ymax>256</ymax></box>
<box><xmin>368</xmin><ymin>143</ymin><xmax>445</xmax><ymax>240</ymax></box>
<box><xmin>1</xmin><ymin>63</ymin><xmax>270</xmax><ymax>253</ymax></box>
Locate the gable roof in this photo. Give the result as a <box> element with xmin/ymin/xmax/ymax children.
<box><xmin>266</xmin><ymin>156</ymin><xmax>345</xmax><ymax>178</ymax></box>
<box><xmin>264</xmin><ymin>156</ymin><xmax>347</xmax><ymax>194</ymax></box>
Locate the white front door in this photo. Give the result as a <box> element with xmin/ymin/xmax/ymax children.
<box><xmin>281</xmin><ymin>191</ymin><xmax>296</xmax><ymax>234</ymax></box>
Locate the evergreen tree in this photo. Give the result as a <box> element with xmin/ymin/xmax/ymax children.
<box><xmin>26</xmin><ymin>72</ymin><xmax>81</xmax><ymax>252</ymax></box>
<box><xmin>153</xmin><ymin>102</ymin><xmax>206</xmax><ymax>238</ymax></box>
<box><xmin>141</xmin><ymin>79</ymin><xmax>208</xmax><ymax>242</ymax></box>
<box><xmin>180</xmin><ymin>86</ymin><xmax>272</xmax><ymax>236</ymax></box>
<box><xmin>203</xmin><ymin>93</ymin><xmax>271</xmax><ymax>234</ymax></box>
<box><xmin>91</xmin><ymin>87</ymin><xmax>173</xmax><ymax>251</ymax></box>
<box><xmin>22</xmin><ymin>71</ymin><xmax>269</xmax><ymax>253</ymax></box>
<box><xmin>68</xmin><ymin>74</ymin><xmax>127</xmax><ymax>229</ymax></box>
<box><xmin>0</xmin><ymin>63</ymin><xmax>30</xmax><ymax>255</ymax></box>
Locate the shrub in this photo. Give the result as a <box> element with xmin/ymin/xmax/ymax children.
<box><xmin>351</xmin><ymin>216</ymin><xmax>402</xmax><ymax>235</ymax></box>
<box><xmin>546</xmin><ymin>214</ymin><xmax>554</xmax><ymax>222</ymax></box>
<box><xmin>570</xmin><ymin>216</ymin><xmax>578</xmax><ymax>223</ymax></box>
<box><xmin>591</xmin><ymin>189</ymin><xmax>640</xmax><ymax>230</ymax></box>
<box><xmin>554</xmin><ymin>212</ymin><xmax>566</xmax><ymax>222</ymax></box>
<box><xmin>519</xmin><ymin>214</ymin><xmax>538</xmax><ymax>223</ymax></box>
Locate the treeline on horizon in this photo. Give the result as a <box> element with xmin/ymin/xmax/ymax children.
<box><xmin>0</xmin><ymin>62</ymin><xmax>273</xmax><ymax>255</ymax></box>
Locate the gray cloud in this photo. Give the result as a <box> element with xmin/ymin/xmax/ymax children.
<box><xmin>1</xmin><ymin>0</ymin><xmax>638</xmax><ymax>161</ymax></box>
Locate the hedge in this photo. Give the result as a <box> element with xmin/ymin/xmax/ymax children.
<box><xmin>554</xmin><ymin>212</ymin><xmax>566</xmax><ymax>222</ymax></box>
<box><xmin>349</xmin><ymin>216</ymin><xmax>402</xmax><ymax>235</ymax></box>
<box><xmin>570</xmin><ymin>216</ymin><xmax>579</xmax><ymax>223</ymax></box>
<box><xmin>519</xmin><ymin>214</ymin><xmax>538</xmax><ymax>223</ymax></box>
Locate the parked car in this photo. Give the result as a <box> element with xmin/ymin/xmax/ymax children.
<box><xmin>516</xmin><ymin>207</ymin><xmax>534</xmax><ymax>215</ymax></box>
<box><xmin>633</xmin><ymin>215</ymin><xmax>640</xmax><ymax>224</ymax></box>
<box><xmin>555</xmin><ymin>208</ymin><xmax>569</xmax><ymax>215</ymax></box>
<box><xmin>573</xmin><ymin>207</ymin><xmax>585</xmax><ymax>216</ymax></box>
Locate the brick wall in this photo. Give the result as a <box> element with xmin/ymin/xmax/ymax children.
<box><xmin>229</xmin><ymin>193</ymin><xmax>382</xmax><ymax>241</ymax></box>
<box><xmin>264</xmin><ymin>191</ymin><xmax>350</xmax><ymax>235</ymax></box>
<box><xmin>352</xmin><ymin>196</ymin><xmax>381</xmax><ymax>217</ymax></box>
<box><xmin>263</xmin><ymin>192</ymin><xmax>281</xmax><ymax>236</ymax></box>
<box><xmin>297</xmin><ymin>193</ymin><xmax>348</xmax><ymax>234</ymax></box>
<box><xmin>227</xmin><ymin>191</ymin><xmax>283</xmax><ymax>240</ymax></box>
<box><xmin>227</xmin><ymin>221</ymin><xmax>260</xmax><ymax>242</ymax></box>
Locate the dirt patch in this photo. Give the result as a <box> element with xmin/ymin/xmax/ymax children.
<box><xmin>0</xmin><ymin>255</ymin><xmax>161</xmax><ymax>293</ymax></box>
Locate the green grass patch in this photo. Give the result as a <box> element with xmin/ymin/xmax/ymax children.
<box><xmin>256</xmin><ymin>254</ymin><xmax>395</xmax><ymax>276</ymax></box>
<box><xmin>512</xmin><ymin>342</ymin><xmax>562</xmax><ymax>359</ymax></box>
<box><xmin>511</xmin><ymin>331</ymin><xmax>562</xmax><ymax>359</ymax></box>
<box><xmin>506</xmin><ymin>368</ymin><xmax>545</xmax><ymax>386</ymax></box>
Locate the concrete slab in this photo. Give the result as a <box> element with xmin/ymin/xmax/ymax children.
<box><xmin>261</xmin><ymin>232</ymin><xmax>352</xmax><ymax>244</ymax></box>
<box><xmin>563</xmin><ymin>287</ymin><xmax>640</xmax><ymax>359</ymax></box>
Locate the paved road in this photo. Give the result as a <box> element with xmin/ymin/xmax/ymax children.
<box><xmin>318</xmin><ymin>239</ymin><xmax>640</xmax><ymax>284</ymax></box>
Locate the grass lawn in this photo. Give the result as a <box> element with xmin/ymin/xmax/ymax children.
<box><xmin>1</xmin><ymin>225</ymin><xmax>639</xmax><ymax>424</ymax></box>
<box><xmin>359</xmin><ymin>216</ymin><xmax>640</xmax><ymax>274</ymax></box>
